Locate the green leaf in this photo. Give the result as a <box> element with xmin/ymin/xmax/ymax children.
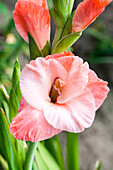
<box><xmin>0</xmin><ymin>85</ymin><xmax>9</xmax><ymax>104</ymax></box>
<box><xmin>28</xmin><ymin>33</ymin><xmax>43</xmax><ymax>60</ymax></box>
<box><xmin>3</xmin><ymin>101</ymin><xmax>10</xmax><ymax>125</ymax></box>
<box><xmin>0</xmin><ymin>154</ymin><xmax>9</xmax><ymax>170</ymax></box>
<box><xmin>0</xmin><ymin>108</ymin><xmax>22</xmax><ymax>170</ymax></box>
<box><xmin>38</xmin><ymin>142</ymin><xmax>61</xmax><ymax>170</ymax></box>
<box><xmin>0</xmin><ymin>2</ymin><xmax>10</xmax><ymax>20</ymax></box>
<box><xmin>66</xmin><ymin>133</ymin><xmax>79</xmax><ymax>170</ymax></box>
<box><xmin>52</xmin><ymin>32</ymin><xmax>82</xmax><ymax>54</ymax></box>
<box><xmin>41</xmin><ymin>41</ymin><xmax>50</xmax><ymax>57</ymax></box>
<box><xmin>15</xmin><ymin>139</ymin><xmax>26</xmax><ymax>165</ymax></box>
<box><xmin>44</xmin><ymin>136</ymin><xmax>65</xmax><ymax>170</ymax></box>
<box><xmin>95</xmin><ymin>161</ymin><xmax>102</xmax><ymax>170</ymax></box>
<box><xmin>9</xmin><ymin>58</ymin><xmax>21</xmax><ymax>121</ymax></box>
<box><xmin>35</xmin><ymin>150</ymin><xmax>49</xmax><ymax>170</ymax></box>
<box><xmin>0</xmin><ymin>85</ymin><xmax>9</xmax><ymax>124</ymax></box>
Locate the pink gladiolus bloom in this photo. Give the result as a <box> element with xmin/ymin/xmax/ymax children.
<box><xmin>9</xmin><ymin>51</ymin><xmax>109</xmax><ymax>142</ymax></box>
<box><xmin>13</xmin><ymin>0</ymin><xmax>50</xmax><ymax>49</ymax></box>
<box><xmin>72</xmin><ymin>0</ymin><xmax>112</xmax><ymax>32</ymax></box>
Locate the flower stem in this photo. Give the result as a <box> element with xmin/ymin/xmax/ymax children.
<box><xmin>24</xmin><ymin>142</ymin><xmax>38</xmax><ymax>170</ymax></box>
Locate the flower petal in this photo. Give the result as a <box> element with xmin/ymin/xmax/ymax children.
<box><xmin>43</xmin><ymin>102</ymin><xmax>84</xmax><ymax>133</ymax></box>
<box><xmin>46</xmin><ymin>51</ymin><xmax>75</xmax><ymax>72</ymax></box>
<box><xmin>72</xmin><ymin>0</ymin><xmax>112</xmax><ymax>32</ymax></box>
<box><xmin>17</xmin><ymin>0</ymin><xmax>48</xmax><ymax>9</ymax></box>
<box><xmin>20</xmin><ymin>58</ymin><xmax>67</xmax><ymax>110</ymax></box>
<box><xmin>13</xmin><ymin>1</ymin><xmax>50</xmax><ymax>49</ymax></box>
<box><xmin>9</xmin><ymin>97</ymin><xmax>61</xmax><ymax>142</ymax></box>
<box><xmin>87</xmin><ymin>70</ymin><xmax>110</xmax><ymax>110</ymax></box>
<box><xmin>57</xmin><ymin>62</ymin><xmax>89</xmax><ymax>103</ymax></box>
<box><xmin>43</xmin><ymin>88</ymin><xmax>95</xmax><ymax>133</ymax></box>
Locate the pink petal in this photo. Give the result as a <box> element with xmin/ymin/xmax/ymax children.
<box><xmin>17</xmin><ymin>0</ymin><xmax>48</xmax><ymax>9</ymax></box>
<box><xmin>57</xmin><ymin>62</ymin><xmax>89</xmax><ymax>103</ymax></box>
<box><xmin>72</xmin><ymin>0</ymin><xmax>112</xmax><ymax>32</ymax></box>
<box><xmin>9</xmin><ymin>97</ymin><xmax>61</xmax><ymax>142</ymax></box>
<box><xmin>43</xmin><ymin>88</ymin><xmax>95</xmax><ymax>133</ymax></box>
<box><xmin>20</xmin><ymin>58</ymin><xmax>67</xmax><ymax>110</ymax></box>
<box><xmin>46</xmin><ymin>51</ymin><xmax>75</xmax><ymax>72</ymax></box>
<box><xmin>13</xmin><ymin>1</ymin><xmax>50</xmax><ymax>49</ymax></box>
<box><xmin>87</xmin><ymin>70</ymin><xmax>110</xmax><ymax>110</ymax></box>
<box><xmin>46</xmin><ymin>51</ymin><xmax>74</xmax><ymax>60</ymax></box>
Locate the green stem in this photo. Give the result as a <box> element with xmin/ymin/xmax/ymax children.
<box><xmin>24</xmin><ymin>142</ymin><xmax>38</xmax><ymax>170</ymax></box>
<box><xmin>67</xmin><ymin>133</ymin><xmax>79</xmax><ymax>170</ymax></box>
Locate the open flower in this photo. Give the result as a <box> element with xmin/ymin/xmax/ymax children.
<box><xmin>9</xmin><ymin>51</ymin><xmax>109</xmax><ymax>142</ymax></box>
<box><xmin>72</xmin><ymin>0</ymin><xmax>112</xmax><ymax>32</ymax></box>
<box><xmin>13</xmin><ymin>0</ymin><xmax>50</xmax><ymax>49</ymax></box>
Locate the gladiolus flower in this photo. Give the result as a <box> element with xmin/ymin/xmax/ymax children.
<box><xmin>13</xmin><ymin>0</ymin><xmax>50</xmax><ymax>49</ymax></box>
<box><xmin>9</xmin><ymin>51</ymin><xmax>109</xmax><ymax>142</ymax></box>
<box><xmin>72</xmin><ymin>0</ymin><xmax>112</xmax><ymax>32</ymax></box>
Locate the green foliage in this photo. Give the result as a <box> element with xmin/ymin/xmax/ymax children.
<box><xmin>0</xmin><ymin>109</ymin><xmax>22</xmax><ymax>170</ymax></box>
<box><xmin>86</xmin><ymin>28</ymin><xmax>113</xmax><ymax>64</ymax></box>
<box><xmin>0</xmin><ymin>154</ymin><xmax>9</xmax><ymax>170</ymax></box>
<box><xmin>0</xmin><ymin>2</ymin><xmax>10</xmax><ymax>21</ymax></box>
<box><xmin>9</xmin><ymin>58</ymin><xmax>21</xmax><ymax>121</ymax></box>
<box><xmin>37</xmin><ymin>142</ymin><xmax>61</xmax><ymax>170</ymax></box>
<box><xmin>44</xmin><ymin>136</ymin><xmax>65</xmax><ymax>170</ymax></box>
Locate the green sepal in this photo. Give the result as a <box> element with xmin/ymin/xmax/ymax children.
<box><xmin>28</xmin><ymin>33</ymin><xmax>43</xmax><ymax>60</ymax></box>
<box><xmin>37</xmin><ymin>142</ymin><xmax>61</xmax><ymax>170</ymax></box>
<box><xmin>52</xmin><ymin>32</ymin><xmax>82</xmax><ymax>54</ymax></box>
<box><xmin>66</xmin><ymin>133</ymin><xmax>79</xmax><ymax>170</ymax></box>
<box><xmin>53</xmin><ymin>0</ymin><xmax>74</xmax><ymax>27</ymax></box>
<box><xmin>0</xmin><ymin>109</ymin><xmax>22</xmax><ymax>170</ymax></box>
<box><xmin>41</xmin><ymin>41</ymin><xmax>50</xmax><ymax>57</ymax></box>
<box><xmin>62</xmin><ymin>10</ymin><xmax>76</xmax><ymax>37</ymax></box>
<box><xmin>47</xmin><ymin>0</ymin><xmax>54</xmax><ymax>17</ymax></box>
<box><xmin>9</xmin><ymin>58</ymin><xmax>21</xmax><ymax>121</ymax></box>
<box><xmin>52</xmin><ymin>0</ymin><xmax>74</xmax><ymax>49</ymax></box>
<box><xmin>44</xmin><ymin>135</ymin><xmax>65</xmax><ymax>170</ymax></box>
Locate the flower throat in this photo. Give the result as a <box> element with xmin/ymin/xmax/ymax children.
<box><xmin>49</xmin><ymin>77</ymin><xmax>64</xmax><ymax>103</ymax></box>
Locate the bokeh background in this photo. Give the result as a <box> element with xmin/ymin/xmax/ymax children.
<box><xmin>0</xmin><ymin>0</ymin><xmax>113</xmax><ymax>169</ymax></box>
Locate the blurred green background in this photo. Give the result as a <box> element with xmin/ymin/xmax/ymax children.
<box><xmin>0</xmin><ymin>0</ymin><xmax>113</xmax><ymax>170</ymax></box>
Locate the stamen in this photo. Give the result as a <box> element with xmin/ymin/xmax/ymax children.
<box><xmin>49</xmin><ymin>77</ymin><xmax>64</xmax><ymax>103</ymax></box>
